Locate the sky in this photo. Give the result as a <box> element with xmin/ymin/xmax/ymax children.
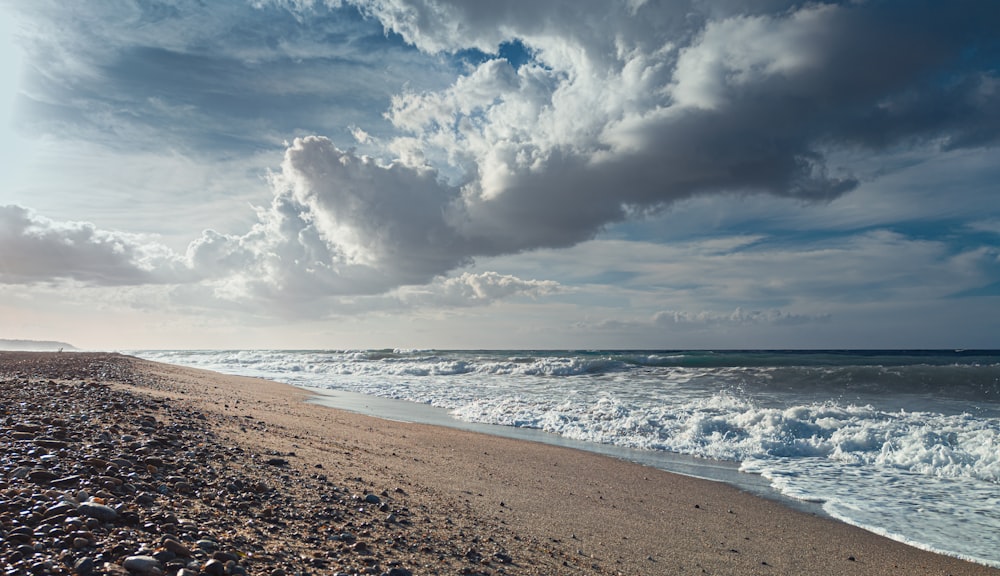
<box><xmin>0</xmin><ymin>0</ymin><xmax>999</xmax><ymax>350</ymax></box>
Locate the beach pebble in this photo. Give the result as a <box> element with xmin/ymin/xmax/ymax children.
<box><xmin>45</xmin><ymin>502</ymin><xmax>78</xmax><ymax>518</ymax></box>
<box><xmin>10</xmin><ymin>465</ymin><xmax>32</xmax><ymax>479</ymax></box>
<box><xmin>196</xmin><ymin>539</ymin><xmax>219</xmax><ymax>552</ymax></box>
<box><xmin>74</xmin><ymin>557</ymin><xmax>96</xmax><ymax>576</ymax></box>
<box><xmin>162</xmin><ymin>537</ymin><xmax>192</xmax><ymax>557</ymax></box>
<box><xmin>123</xmin><ymin>555</ymin><xmax>164</xmax><ymax>575</ymax></box>
<box><xmin>28</xmin><ymin>469</ymin><xmax>58</xmax><ymax>484</ymax></box>
<box><xmin>202</xmin><ymin>558</ymin><xmax>226</xmax><ymax>576</ymax></box>
<box><xmin>212</xmin><ymin>550</ymin><xmax>239</xmax><ymax>563</ymax></box>
<box><xmin>79</xmin><ymin>502</ymin><xmax>118</xmax><ymax>521</ymax></box>
<box><xmin>103</xmin><ymin>562</ymin><xmax>130</xmax><ymax>576</ymax></box>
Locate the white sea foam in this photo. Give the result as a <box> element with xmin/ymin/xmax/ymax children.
<box><xmin>133</xmin><ymin>349</ymin><xmax>1000</xmax><ymax>567</ymax></box>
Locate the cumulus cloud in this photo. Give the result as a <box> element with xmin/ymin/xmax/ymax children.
<box><xmin>0</xmin><ymin>205</ymin><xmax>186</xmax><ymax>285</ymax></box>
<box><xmin>340</xmin><ymin>0</ymin><xmax>999</xmax><ymax>261</ymax></box>
<box><xmin>397</xmin><ymin>271</ymin><xmax>560</xmax><ymax>307</ymax></box>
<box><xmin>5</xmin><ymin>0</ymin><xmax>1000</xmax><ymax>317</ymax></box>
<box><xmin>178</xmin><ymin>138</ymin><xmax>561</xmax><ymax>311</ymax></box>
<box><xmin>0</xmin><ymin>142</ymin><xmax>562</xmax><ymax>317</ymax></box>
<box><xmin>183</xmin><ymin>137</ymin><xmax>462</xmax><ymax>297</ymax></box>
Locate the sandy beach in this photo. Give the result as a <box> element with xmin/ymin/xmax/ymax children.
<box><xmin>2</xmin><ymin>352</ymin><xmax>996</xmax><ymax>576</ymax></box>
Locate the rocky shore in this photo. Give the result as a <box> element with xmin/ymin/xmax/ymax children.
<box><xmin>3</xmin><ymin>352</ymin><xmax>997</xmax><ymax>576</ymax></box>
<box><xmin>0</xmin><ymin>353</ymin><xmax>524</xmax><ymax>576</ymax></box>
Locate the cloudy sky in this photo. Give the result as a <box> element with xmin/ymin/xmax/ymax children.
<box><xmin>1</xmin><ymin>0</ymin><xmax>998</xmax><ymax>350</ymax></box>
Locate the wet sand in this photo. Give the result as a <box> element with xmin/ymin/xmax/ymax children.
<box><xmin>2</xmin><ymin>352</ymin><xmax>996</xmax><ymax>575</ymax></box>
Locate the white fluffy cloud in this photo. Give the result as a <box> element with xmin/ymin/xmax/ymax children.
<box><xmin>356</xmin><ymin>0</ymin><xmax>1000</xmax><ymax>259</ymax></box>
<box><xmin>398</xmin><ymin>271</ymin><xmax>560</xmax><ymax>307</ymax></box>
<box><xmin>181</xmin><ymin>137</ymin><xmax>562</xmax><ymax>310</ymax></box>
<box><xmin>0</xmin><ymin>205</ymin><xmax>186</xmax><ymax>285</ymax></box>
<box><xmin>184</xmin><ymin>136</ymin><xmax>463</xmax><ymax>297</ymax></box>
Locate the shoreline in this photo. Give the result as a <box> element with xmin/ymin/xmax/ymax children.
<box><xmin>2</xmin><ymin>352</ymin><xmax>997</xmax><ymax>575</ymax></box>
<box><xmin>302</xmin><ymin>387</ymin><xmax>827</xmax><ymax>518</ymax></box>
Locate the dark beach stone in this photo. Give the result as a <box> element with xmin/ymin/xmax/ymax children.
<box><xmin>73</xmin><ymin>557</ymin><xmax>95</xmax><ymax>576</ymax></box>
<box><xmin>10</xmin><ymin>465</ymin><xmax>32</xmax><ymax>479</ymax></box>
<box><xmin>386</xmin><ymin>569</ymin><xmax>413</xmax><ymax>576</ymax></box>
<box><xmin>122</xmin><ymin>555</ymin><xmax>163</xmax><ymax>575</ymax></box>
<box><xmin>79</xmin><ymin>502</ymin><xmax>117</xmax><ymax>521</ymax></box>
<box><xmin>211</xmin><ymin>551</ymin><xmax>238</xmax><ymax>562</ymax></box>
<box><xmin>161</xmin><ymin>537</ymin><xmax>191</xmax><ymax>557</ymax></box>
<box><xmin>9</xmin><ymin>526</ymin><xmax>35</xmax><ymax>540</ymax></box>
<box><xmin>16</xmin><ymin>543</ymin><xmax>36</xmax><ymax>558</ymax></box>
<box><xmin>196</xmin><ymin>539</ymin><xmax>219</xmax><ymax>552</ymax></box>
<box><xmin>364</xmin><ymin>494</ymin><xmax>381</xmax><ymax>505</ymax></box>
<box><xmin>28</xmin><ymin>469</ymin><xmax>57</xmax><ymax>483</ymax></box>
<box><xmin>201</xmin><ymin>558</ymin><xmax>226</xmax><ymax>576</ymax></box>
<box><xmin>119</xmin><ymin>509</ymin><xmax>140</xmax><ymax>525</ymax></box>
<box><xmin>151</xmin><ymin>549</ymin><xmax>176</xmax><ymax>563</ymax></box>
<box><xmin>265</xmin><ymin>457</ymin><xmax>288</xmax><ymax>467</ymax></box>
<box><xmin>98</xmin><ymin>475</ymin><xmax>123</xmax><ymax>487</ymax></box>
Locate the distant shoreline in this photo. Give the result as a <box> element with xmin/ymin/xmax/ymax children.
<box><xmin>0</xmin><ymin>338</ymin><xmax>76</xmax><ymax>351</ymax></box>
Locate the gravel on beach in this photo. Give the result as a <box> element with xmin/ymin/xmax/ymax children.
<box><xmin>4</xmin><ymin>352</ymin><xmax>998</xmax><ymax>576</ymax></box>
<box><xmin>0</xmin><ymin>353</ymin><xmax>535</xmax><ymax>576</ymax></box>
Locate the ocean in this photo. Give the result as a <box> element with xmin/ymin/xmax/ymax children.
<box><xmin>132</xmin><ymin>349</ymin><xmax>1000</xmax><ymax>568</ymax></box>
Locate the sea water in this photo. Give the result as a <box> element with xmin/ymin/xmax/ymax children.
<box><xmin>132</xmin><ymin>349</ymin><xmax>1000</xmax><ymax>567</ymax></box>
